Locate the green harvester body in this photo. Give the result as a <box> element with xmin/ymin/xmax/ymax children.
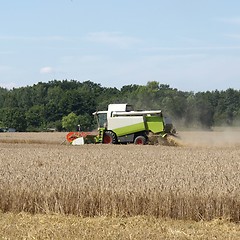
<box><xmin>92</xmin><ymin>103</ymin><xmax>175</xmax><ymax>144</ymax></box>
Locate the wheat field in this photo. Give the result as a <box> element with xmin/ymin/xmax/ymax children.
<box><xmin>0</xmin><ymin>130</ymin><xmax>240</xmax><ymax>239</ymax></box>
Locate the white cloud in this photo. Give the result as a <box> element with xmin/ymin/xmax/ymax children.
<box><xmin>74</xmin><ymin>53</ymin><xmax>240</xmax><ymax>92</ymax></box>
<box><xmin>225</xmin><ymin>34</ymin><xmax>240</xmax><ymax>40</ymax></box>
<box><xmin>40</xmin><ymin>66</ymin><xmax>55</xmax><ymax>74</ymax></box>
<box><xmin>86</xmin><ymin>32</ymin><xmax>141</xmax><ymax>48</ymax></box>
<box><xmin>0</xmin><ymin>35</ymin><xmax>70</xmax><ymax>42</ymax></box>
<box><xmin>134</xmin><ymin>54</ymin><xmax>240</xmax><ymax>91</ymax></box>
<box><xmin>0</xmin><ymin>51</ymin><xmax>14</xmax><ymax>55</ymax></box>
<box><xmin>218</xmin><ymin>17</ymin><xmax>240</xmax><ymax>25</ymax></box>
<box><xmin>143</xmin><ymin>46</ymin><xmax>240</xmax><ymax>52</ymax></box>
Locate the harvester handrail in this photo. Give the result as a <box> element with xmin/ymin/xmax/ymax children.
<box><xmin>112</xmin><ymin>110</ymin><xmax>162</xmax><ymax>116</ymax></box>
<box><xmin>92</xmin><ymin>111</ymin><xmax>108</xmax><ymax>115</ymax></box>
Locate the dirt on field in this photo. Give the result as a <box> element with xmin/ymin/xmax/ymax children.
<box><xmin>180</xmin><ymin>128</ymin><xmax>240</xmax><ymax>147</ymax></box>
<box><xmin>1</xmin><ymin>128</ymin><xmax>240</xmax><ymax>147</ymax></box>
<box><xmin>0</xmin><ymin>132</ymin><xmax>67</xmax><ymax>144</ymax></box>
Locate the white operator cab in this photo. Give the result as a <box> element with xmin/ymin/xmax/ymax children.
<box><xmin>93</xmin><ymin>111</ymin><xmax>108</xmax><ymax>128</ymax></box>
<box><xmin>93</xmin><ymin>104</ymin><xmax>134</xmax><ymax>128</ymax></box>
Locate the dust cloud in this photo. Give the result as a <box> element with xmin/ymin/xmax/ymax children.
<box><xmin>179</xmin><ymin>127</ymin><xmax>240</xmax><ymax>147</ymax></box>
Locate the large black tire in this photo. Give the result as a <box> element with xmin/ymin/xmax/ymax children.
<box><xmin>134</xmin><ymin>135</ymin><xmax>146</xmax><ymax>145</ymax></box>
<box><xmin>103</xmin><ymin>131</ymin><xmax>117</xmax><ymax>144</ymax></box>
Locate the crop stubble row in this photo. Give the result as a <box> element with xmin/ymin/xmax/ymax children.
<box><xmin>0</xmin><ymin>132</ymin><xmax>240</xmax><ymax>221</ymax></box>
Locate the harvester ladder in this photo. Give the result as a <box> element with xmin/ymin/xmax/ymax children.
<box><xmin>97</xmin><ymin>128</ymin><xmax>105</xmax><ymax>143</ymax></box>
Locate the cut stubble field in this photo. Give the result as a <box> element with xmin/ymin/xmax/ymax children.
<box><xmin>0</xmin><ymin>130</ymin><xmax>240</xmax><ymax>239</ymax></box>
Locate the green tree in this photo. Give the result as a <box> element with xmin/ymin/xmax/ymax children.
<box><xmin>0</xmin><ymin>87</ymin><xmax>7</xmax><ymax>108</ymax></box>
<box><xmin>25</xmin><ymin>105</ymin><xmax>45</xmax><ymax>130</ymax></box>
<box><xmin>78</xmin><ymin>114</ymin><xmax>93</xmax><ymax>131</ymax></box>
<box><xmin>195</xmin><ymin>92</ymin><xmax>214</xmax><ymax>129</ymax></box>
<box><xmin>1</xmin><ymin>107</ymin><xmax>27</xmax><ymax>131</ymax></box>
<box><xmin>1</xmin><ymin>79</ymin><xmax>240</xmax><ymax>131</ymax></box>
<box><xmin>62</xmin><ymin>112</ymin><xmax>79</xmax><ymax>131</ymax></box>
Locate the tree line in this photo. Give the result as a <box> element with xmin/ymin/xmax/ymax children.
<box><xmin>0</xmin><ymin>80</ymin><xmax>239</xmax><ymax>131</ymax></box>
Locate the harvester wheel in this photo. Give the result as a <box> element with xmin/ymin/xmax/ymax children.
<box><xmin>134</xmin><ymin>136</ymin><xmax>146</xmax><ymax>145</ymax></box>
<box><xmin>103</xmin><ymin>131</ymin><xmax>117</xmax><ymax>144</ymax></box>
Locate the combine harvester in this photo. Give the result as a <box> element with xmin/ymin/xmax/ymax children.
<box><xmin>66</xmin><ymin>104</ymin><xmax>180</xmax><ymax>145</ymax></box>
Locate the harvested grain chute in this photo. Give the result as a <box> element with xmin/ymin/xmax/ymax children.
<box><xmin>66</xmin><ymin>103</ymin><xmax>180</xmax><ymax>145</ymax></box>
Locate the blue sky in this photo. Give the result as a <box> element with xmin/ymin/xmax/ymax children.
<box><xmin>1</xmin><ymin>0</ymin><xmax>240</xmax><ymax>92</ymax></box>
